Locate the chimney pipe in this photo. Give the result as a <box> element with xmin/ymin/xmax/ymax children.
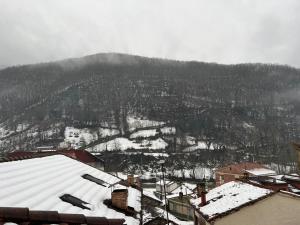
<box><xmin>179</xmin><ymin>191</ymin><xmax>183</xmax><ymax>200</ymax></box>
<box><xmin>127</xmin><ymin>174</ymin><xmax>134</xmax><ymax>186</ymax></box>
<box><xmin>200</xmin><ymin>190</ymin><xmax>207</xmax><ymax>206</ymax></box>
<box><xmin>197</xmin><ymin>183</ymin><xmax>207</xmax><ymax>206</ymax></box>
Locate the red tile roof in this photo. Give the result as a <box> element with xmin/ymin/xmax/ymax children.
<box><xmin>5</xmin><ymin>149</ymin><xmax>101</xmax><ymax>164</ymax></box>
<box><xmin>0</xmin><ymin>207</ymin><xmax>125</xmax><ymax>225</ymax></box>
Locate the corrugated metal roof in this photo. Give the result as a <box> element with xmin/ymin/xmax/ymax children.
<box><xmin>0</xmin><ymin>155</ymin><xmax>140</xmax><ymax>225</ymax></box>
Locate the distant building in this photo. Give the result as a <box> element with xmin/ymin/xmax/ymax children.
<box><xmin>156</xmin><ymin>180</ymin><xmax>179</xmax><ymax>196</ymax></box>
<box><xmin>215</xmin><ymin>162</ymin><xmax>275</xmax><ymax>186</ymax></box>
<box><xmin>191</xmin><ymin>181</ymin><xmax>300</xmax><ymax>225</ymax></box>
<box><xmin>168</xmin><ymin>193</ymin><xmax>194</xmax><ymax>221</ymax></box>
<box><xmin>0</xmin><ymin>155</ymin><xmax>141</xmax><ymax>225</ymax></box>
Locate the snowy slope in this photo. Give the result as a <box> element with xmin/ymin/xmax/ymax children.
<box><xmin>127</xmin><ymin>116</ymin><xmax>165</xmax><ymax>132</ymax></box>
<box><xmin>87</xmin><ymin>137</ymin><xmax>168</xmax><ymax>152</ymax></box>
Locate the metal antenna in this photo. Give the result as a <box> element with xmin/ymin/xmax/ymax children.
<box><xmin>158</xmin><ymin>160</ymin><xmax>169</xmax><ymax>225</ymax></box>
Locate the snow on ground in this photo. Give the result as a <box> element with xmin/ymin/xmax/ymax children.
<box><xmin>16</xmin><ymin>123</ymin><xmax>30</xmax><ymax>132</ymax></box>
<box><xmin>0</xmin><ymin>123</ymin><xmax>30</xmax><ymax>139</ymax></box>
<box><xmin>160</xmin><ymin>127</ymin><xmax>176</xmax><ymax>135</ymax></box>
<box><xmin>98</xmin><ymin>127</ymin><xmax>119</xmax><ymax>138</ymax></box>
<box><xmin>186</xmin><ymin>136</ymin><xmax>196</xmax><ymax>145</ymax></box>
<box><xmin>183</xmin><ymin>141</ymin><xmax>216</xmax><ymax>152</ymax></box>
<box><xmin>64</xmin><ymin>127</ymin><xmax>120</xmax><ymax>149</ymax></box>
<box><xmin>170</xmin><ymin>167</ymin><xmax>214</xmax><ymax>179</ymax></box>
<box><xmin>127</xmin><ymin>116</ymin><xmax>165</xmax><ymax>132</ymax></box>
<box><xmin>64</xmin><ymin>127</ymin><xmax>97</xmax><ymax>149</ymax></box>
<box><xmin>242</xmin><ymin>122</ymin><xmax>255</xmax><ymax>129</ymax></box>
<box><xmin>130</xmin><ymin>129</ymin><xmax>157</xmax><ymax>139</ymax></box>
<box><xmin>140</xmin><ymin>138</ymin><xmax>168</xmax><ymax>150</ymax></box>
<box><xmin>0</xmin><ymin>126</ymin><xmax>14</xmax><ymax>139</ymax></box>
<box><xmin>143</xmin><ymin>152</ymin><xmax>169</xmax><ymax>157</ymax></box>
<box><xmin>88</xmin><ymin>137</ymin><xmax>168</xmax><ymax>152</ymax></box>
<box><xmin>190</xmin><ymin>181</ymin><xmax>272</xmax><ymax>219</ymax></box>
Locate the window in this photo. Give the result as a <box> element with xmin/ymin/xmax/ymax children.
<box><xmin>60</xmin><ymin>194</ymin><xmax>90</xmax><ymax>210</ymax></box>
<box><xmin>82</xmin><ymin>174</ymin><xmax>108</xmax><ymax>187</ymax></box>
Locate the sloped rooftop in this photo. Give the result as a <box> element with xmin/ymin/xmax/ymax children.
<box><xmin>190</xmin><ymin>181</ymin><xmax>273</xmax><ymax>220</ymax></box>
<box><xmin>0</xmin><ymin>155</ymin><xmax>141</xmax><ymax>225</ymax></box>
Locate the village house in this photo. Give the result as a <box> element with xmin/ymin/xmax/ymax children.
<box><xmin>215</xmin><ymin>162</ymin><xmax>276</xmax><ymax>186</ymax></box>
<box><xmin>0</xmin><ymin>155</ymin><xmax>141</xmax><ymax>225</ymax></box>
<box><xmin>155</xmin><ymin>179</ymin><xmax>180</xmax><ymax>196</ymax></box>
<box><xmin>190</xmin><ymin>181</ymin><xmax>300</xmax><ymax>225</ymax></box>
<box><xmin>166</xmin><ymin>183</ymin><xmax>196</xmax><ymax>221</ymax></box>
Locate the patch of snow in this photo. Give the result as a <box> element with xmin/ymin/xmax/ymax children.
<box><xmin>130</xmin><ymin>129</ymin><xmax>157</xmax><ymax>139</ymax></box>
<box><xmin>143</xmin><ymin>153</ymin><xmax>169</xmax><ymax>157</ymax></box>
<box><xmin>64</xmin><ymin>127</ymin><xmax>97</xmax><ymax>149</ymax></box>
<box><xmin>183</xmin><ymin>141</ymin><xmax>216</xmax><ymax>152</ymax></box>
<box><xmin>98</xmin><ymin>127</ymin><xmax>119</xmax><ymax>138</ymax></box>
<box><xmin>160</xmin><ymin>127</ymin><xmax>176</xmax><ymax>135</ymax></box>
<box><xmin>88</xmin><ymin>137</ymin><xmax>168</xmax><ymax>152</ymax></box>
<box><xmin>16</xmin><ymin>123</ymin><xmax>30</xmax><ymax>132</ymax></box>
<box><xmin>170</xmin><ymin>167</ymin><xmax>214</xmax><ymax>179</ymax></box>
<box><xmin>242</xmin><ymin>122</ymin><xmax>255</xmax><ymax>129</ymax></box>
<box><xmin>127</xmin><ymin>116</ymin><xmax>165</xmax><ymax>132</ymax></box>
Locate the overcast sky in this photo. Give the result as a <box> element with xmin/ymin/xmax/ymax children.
<box><xmin>0</xmin><ymin>0</ymin><xmax>299</xmax><ymax>67</ymax></box>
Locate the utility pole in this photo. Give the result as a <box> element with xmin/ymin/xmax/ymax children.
<box><xmin>158</xmin><ymin>160</ymin><xmax>169</xmax><ymax>225</ymax></box>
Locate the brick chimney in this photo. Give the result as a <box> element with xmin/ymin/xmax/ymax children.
<box><xmin>111</xmin><ymin>189</ymin><xmax>128</xmax><ymax>210</ymax></box>
<box><xmin>197</xmin><ymin>183</ymin><xmax>207</xmax><ymax>206</ymax></box>
<box><xmin>127</xmin><ymin>174</ymin><xmax>134</xmax><ymax>186</ymax></box>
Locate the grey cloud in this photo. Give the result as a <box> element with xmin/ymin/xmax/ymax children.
<box><xmin>0</xmin><ymin>0</ymin><xmax>300</xmax><ymax>67</ymax></box>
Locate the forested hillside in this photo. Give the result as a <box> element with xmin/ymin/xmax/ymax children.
<box><xmin>0</xmin><ymin>53</ymin><xmax>300</xmax><ymax>168</ymax></box>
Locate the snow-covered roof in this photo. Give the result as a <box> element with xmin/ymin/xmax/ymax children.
<box><xmin>0</xmin><ymin>155</ymin><xmax>141</xmax><ymax>225</ymax></box>
<box><xmin>245</xmin><ymin>168</ymin><xmax>276</xmax><ymax>176</ymax></box>
<box><xmin>190</xmin><ymin>181</ymin><xmax>273</xmax><ymax>220</ymax></box>
<box><xmin>167</xmin><ymin>183</ymin><xmax>197</xmax><ymax>199</ymax></box>
<box><xmin>143</xmin><ymin>188</ymin><xmax>163</xmax><ymax>203</ymax></box>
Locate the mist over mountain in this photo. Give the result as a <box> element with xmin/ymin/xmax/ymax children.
<box><xmin>0</xmin><ymin>53</ymin><xmax>300</xmax><ymax>168</ymax></box>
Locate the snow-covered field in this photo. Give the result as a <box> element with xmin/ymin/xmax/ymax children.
<box><xmin>183</xmin><ymin>141</ymin><xmax>216</xmax><ymax>152</ymax></box>
<box><xmin>160</xmin><ymin>127</ymin><xmax>176</xmax><ymax>135</ymax></box>
<box><xmin>64</xmin><ymin>127</ymin><xmax>97</xmax><ymax>149</ymax></box>
<box><xmin>87</xmin><ymin>137</ymin><xmax>168</xmax><ymax>152</ymax></box>
<box><xmin>0</xmin><ymin>123</ymin><xmax>30</xmax><ymax>139</ymax></box>
<box><xmin>63</xmin><ymin>126</ymin><xmax>120</xmax><ymax>149</ymax></box>
<box><xmin>127</xmin><ymin>116</ymin><xmax>165</xmax><ymax>132</ymax></box>
<box><xmin>170</xmin><ymin>167</ymin><xmax>214</xmax><ymax>179</ymax></box>
<box><xmin>130</xmin><ymin>129</ymin><xmax>157</xmax><ymax>139</ymax></box>
<box><xmin>98</xmin><ymin>127</ymin><xmax>119</xmax><ymax>138</ymax></box>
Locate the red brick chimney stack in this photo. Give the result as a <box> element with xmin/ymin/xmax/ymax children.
<box><xmin>127</xmin><ymin>174</ymin><xmax>134</xmax><ymax>186</ymax></box>
<box><xmin>111</xmin><ymin>189</ymin><xmax>128</xmax><ymax>210</ymax></box>
<box><xmin>197</xmin><ymin>183</ymin><xmax>207</xmax><ymax>206</ymax></box>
